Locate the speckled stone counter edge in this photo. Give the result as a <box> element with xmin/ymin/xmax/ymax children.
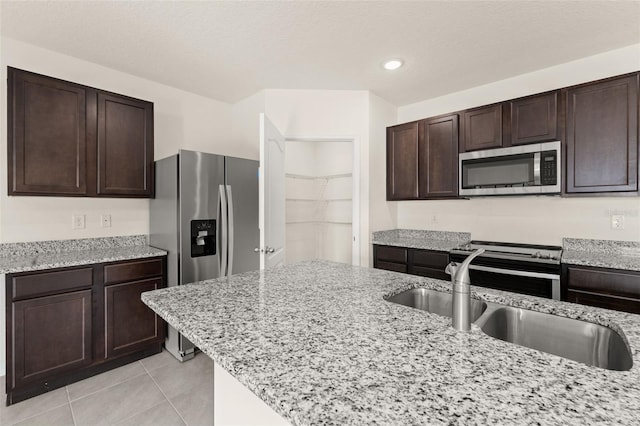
<box><xmin>563</xmin><ymin>237</ymin><xmax>640</xmax><ymax>254</ymax></box>
<box><xmin>0</xmin><ymin>235</ymin><xmax>148</xmax><ymax>257</ymax></box>
<box><xmin>0</xmin><ymin>235</ymin><xmax>167</xmax><ymax>274</ymax></box>
<box><xmin>562</xmin><ymin>238</ymin><xmax>640</xmax><ymax>271</ymax></box>
<box><xmin>372</xmin><ymin>229</ymin><xmax>471</xmax><ymax>251</ymax></box>
<box><xmin>373</xmin><ymin>229</ymin><xmax>471</xmax><ymax>242</ymax></box>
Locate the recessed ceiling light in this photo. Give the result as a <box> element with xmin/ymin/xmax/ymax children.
<box><xmin>383</xmin><ymin>59</ymin><xmax>404</xmax><ymax>70</ymax></box>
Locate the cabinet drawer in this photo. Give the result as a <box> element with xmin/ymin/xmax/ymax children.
<box><xmin>567</xmin><ymin>289</ymin><xmax>640</xmax><ymax>315</ymax></box>
<box><xmin>410</xmin><ymin>266</ymin><xmax>449</xmax><ymax>281</ymax></box>
<box><xmin>104</xmin><ymin>258</ymin><xmax>163</xmax><ymax>285</ymax></box>
<box><xmin>410</xmin><ymin>249</ymin><xmax>449</xmax><ymax>269</ymax></box>
<box><xmin>374</xmin><ymin>246</ymin><xmax>407</xmax><ymax>264</ymax></box>
<box><xmin>567</xmin><ymin>266</ymin><xmax>640</xmax><ymax>299</ymax></box>
<box><xmin>375</xmin><ymin>261</ymin><xmax>407</xmax><ymax>274</ymax></box>
<box><xmin>11</xmin><ymin>267</ymin><xmax>93</xmax><ymax>300</ymax></box>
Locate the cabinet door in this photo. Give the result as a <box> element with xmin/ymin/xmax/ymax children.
<box><xmin>97</xmin><ymin>93</ymin><xmax>154</xmax><ymax>197</ymax></box>
<box><xmin>565</xmin><ymin>265</ymin><xmax>640</xmax><ymax>314</ymax></box>
<box><xmin>10</xmin><ymin>290</ymin><xmax>92</xmax><ymax>389</ymax></box>
<box><xmin>509</xmin><ymin>91</ymin><xmax>558</xmax><ymax>146</ymax></box>
<box><xmin>419</xmin><ymin>115</ymin><xmax>458</xmax><ymax>198</ymax></box>
<box><xmin>373</xmin><ymin>245</ymin><xmax>408</xmax><ymax>273</ymax></box>
<box><xmin>8</xmin><ymin>68</ymin><xmax>88</xmax><ymax>195</ymax></box>
<box><xmin>408</xmin><ymin>249</ymin><xmax>450</xmax><ymax>280</ymax></box>
<box><xmin>565</xmin><ymin>74</ymin><xmax>638</xmax><ymax>193</ymax></box>
<box><xmin>104</xmin><ymin>278</ymin><xmax>165</xmax><ymax>359</ymax></box>
<box><xmin>461</xmin><ymin>104</ymin><xmax>502</xmax><ymax>152</ymax></box>
<box><xmin>387</xmin><ymin>122</ymin><xmax>419</xmax><ymax>200</ymax></box>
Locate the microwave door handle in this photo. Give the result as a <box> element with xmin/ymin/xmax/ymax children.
<box><xmin>533</xmin><ymin>152</ymin><xmax>541</xmax><ymax>185</ymax></box>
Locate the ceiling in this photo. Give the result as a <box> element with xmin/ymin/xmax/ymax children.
<box><xmin>1</xmin><ymin>1</ymin><xmax>639</xmax><ymax>106</ymax></box>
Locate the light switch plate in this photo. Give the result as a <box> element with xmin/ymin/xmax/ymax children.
<box><xmin>611</xmin><ymin>215</ymin><xmax>625</xmax><ymax>230</ymax></box>
<box><xmin>72</xmin><ymin>214</ymin><xmax>86</xmax><ymax>229</ymax></box>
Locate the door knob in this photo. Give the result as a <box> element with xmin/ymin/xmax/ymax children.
<box><xmin>266</xmin><ymin>246</ymin><xmax>275</xmax><ymax>253</ymax></box>
<box><xmin>254</xmin><ymin>247</ymin><xmax>263</xmax><ymax>253</ymax></box>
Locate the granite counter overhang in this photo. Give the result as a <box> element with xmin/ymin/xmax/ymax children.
<box><xmin>141</xmin><ymin>260</ymin><xmax>640</xmax><ymax>425</ymax></box>
<box><xmin>0</xmin><ymin>245</ymin><xmax>167</xmax><ymax>274</ymax></box>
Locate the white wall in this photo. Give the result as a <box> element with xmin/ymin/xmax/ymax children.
<box><xmin>395</xmin><ymin>44</ymin><xmax>640</xmax><ymax>245</ymax></box>
<box><xmin>230</xmin><ymin>91</ymin><xmax>265</xmax><ymax>161</ymax></box>
<box><xmin>368</xmin><ymin>93</ymin><xmax>398</xmax><ymax>234</ymax></box>
<box><xmin>0</xmin><ymin>37</ymin><xmax>234</xmax><ymax>243</ymax></box>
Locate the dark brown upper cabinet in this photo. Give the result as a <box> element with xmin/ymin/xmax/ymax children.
<box><xmin>97</xmin><ymin>93</ymin><xmax>154</xmax><ymax>196</ymax></box>
<box><xmin>387</xmin><ymin>121</ymin><xmax>419</xmax><ymax>200</ymax></box>
<box><xmin>461</xmin><ymin>104</ymin><xmax>502</xmax><ymax>152</ymax></box>
<box><xmin>564</xmin><ymin>73</ymin><xmax>638</xmax><ymax>194</ymax></box>
<box><xmin>507</xmin><ymin>91</ymin><xmax>558</xmax><ymax>146</ymax></box>
<box><xmin>418</xmin><ymin>114</ymin><xmax>459</xmax><ymax>198</ymax></box>
<box><xmin>8</xmin><ymin>69</ymin><xmax>89</xmax><ymax>195</ymax></box>
<box><xmin>8</xmin><ymin>67</ymin><xmax>154</xmax><ymax>198</ymax></box>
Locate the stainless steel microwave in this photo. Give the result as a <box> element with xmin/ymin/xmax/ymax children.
<box><xmin>459</xmin><ymin>141</ymin><xmax>561</xmax><ymax>196</ymax></box>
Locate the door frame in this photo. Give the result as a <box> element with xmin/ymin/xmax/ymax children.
<box><xmin>284</xmin><ymin>136</ymin><xmax>361</xmax><ymax>266</ymax></box>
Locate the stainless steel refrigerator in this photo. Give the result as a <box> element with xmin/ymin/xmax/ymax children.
<box><xmin>150</xmin><ymin>149</ymin><xmax>260</xmax><ymax>361</ymax></box>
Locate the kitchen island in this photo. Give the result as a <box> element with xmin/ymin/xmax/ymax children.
<box><xmin>141</xmin><ymin>260</ymin><xmax>640</xmax><ymax>425</ymax></box>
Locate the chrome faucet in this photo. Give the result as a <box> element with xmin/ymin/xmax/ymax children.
<box><xmin>445</xmin><ymin>248</ymin><xmax>485</xmax><ymax>332</ymax></box>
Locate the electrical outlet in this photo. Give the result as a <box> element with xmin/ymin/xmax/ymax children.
<box><xmin>101</xmin><ymin>214</ymin><xmax>112</xmax><ymax>228</ymax></box>
<box><xmin>611</xmin><ymin>215</ymin><xmax>625</xmax><ymax>230</ymax></box>
<box><xmin>431</xmin><ymin>215</ymin><xmax>438</xmax><ymax>223</ymax></box>
<box><xmin>72</xmin><ymin>214</ymin><xmax>85</xmax><ymax>230</ymax></box>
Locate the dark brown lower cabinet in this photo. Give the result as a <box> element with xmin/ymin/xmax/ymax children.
<box><xmin>408</xmin><ymin>249</ymin><xmax>450</xmax><ymax>280</ymax></box>
<box><xmin>373</xmin><ymin>245</ymin><xmax>450</xmax><ymax>280</ymax></box>
<box><xmin>105</xmin><ymin>278</ymin><xmax>164</xmax><ymax>358</ymax></box>
<box><xmin>6</xmin><ymin>256</ymin><xmax>167</xmax><ymax>405</ymax></box>
<box><xmin>563</xmin><ymin>265</ymin><xmax>640</xmax><ymax>314</ymax></box>
<box><xmin>373</xmin><ymin>245</ymin><xmax>408</xmax><ymax>273</ymax></box>
<box><xmin>11</xmin><ymin>290</ymin><xmax>92</xmax><ymax>389</ymax></box>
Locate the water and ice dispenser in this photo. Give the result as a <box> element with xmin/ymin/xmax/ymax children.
<box><xmin>190</xmin><ymin>219</ymin><xmax>216</xmax><ymax>257</ymax></box>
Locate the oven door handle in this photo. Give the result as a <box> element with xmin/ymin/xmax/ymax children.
<box><xmin>468</xmin><ymin>264</ymin><xmax>561</xmax><ymax>300</ymax></box>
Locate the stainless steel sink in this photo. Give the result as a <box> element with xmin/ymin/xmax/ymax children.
<box><xmin>385</xmin><ymin>287</ymin><xmax>633</xmax><ymax>371</ymax></box>
<box><xmin>476</xmin><ymin>306</ymin><xmax>633</xmax><ymax>371</ymax></box>
<box><xmin>385</xmin><ymin>288</ymin><xmax>487</xmax><ymax>322</ymax></box>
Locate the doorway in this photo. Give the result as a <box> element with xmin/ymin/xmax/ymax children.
<box><xmin>284</xmin><ymin>138</ymin><xmax>358</xmax><ymax>265</ymax></box>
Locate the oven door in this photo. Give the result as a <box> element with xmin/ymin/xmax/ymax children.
<box><xmin>449</xmin><ymin>253</ymin><xmax>561</xmax><ymax>300</ymax></box>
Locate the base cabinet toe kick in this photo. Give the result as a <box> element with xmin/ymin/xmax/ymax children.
<box><xmin>4</xmin><ymin>256</ymin><xmax>167</xmax><ymax>405</ymax></box>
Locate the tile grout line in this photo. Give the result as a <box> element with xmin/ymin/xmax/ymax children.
<box><xmin>67</xmin><ymin>369</ymin><xmax>148</xmax><ymax>403</ymax></box>
<box><xmin>66</xmin><ymin>386</ymin><xmax>78</xmax><ymax>426</ymax></box>
<box><xmin>5</xmin><ymin>397</ymin><xmax>71</xmax><ymax>426</ymax></box>
<box><xmin>140</xmin><ymin>359</ymin><xmax>189</xmax><ymax>426</ymax></box>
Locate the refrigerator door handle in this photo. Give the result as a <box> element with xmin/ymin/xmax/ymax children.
<box><xmin>226</xmin><ymin>185</ymin><xmax>234</xmax><ymax>277</ymax></box>
<box><xmin>218</xmin><ymin>184</ymin><xmax>228</xmax><ymax>277</ymax></box>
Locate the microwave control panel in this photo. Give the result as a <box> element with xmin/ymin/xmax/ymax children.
<box><xmin>540</xmin><ymin>150</ymin><xmax>557</xmax><ymax>185</ymax></box>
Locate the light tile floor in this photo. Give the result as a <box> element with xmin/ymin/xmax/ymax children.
<box><xmin>1</xmin><ymin>351</ymin><xmax>214</xmax><ymax>426</ymax></box>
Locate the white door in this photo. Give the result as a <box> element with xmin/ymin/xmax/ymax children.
<box><xmin>259</xmin><ymin>113</ymin><xmax>286</xmax><ymax>269</ymax></box>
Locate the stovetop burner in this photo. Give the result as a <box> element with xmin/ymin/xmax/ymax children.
<box><xmin>451</xmin><ymin>240</ymin><xmax>562</xmax><ymax>264</ymax></box>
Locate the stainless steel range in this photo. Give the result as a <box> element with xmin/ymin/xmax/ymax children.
<box><xmin>449</xmin><ymin>241</ymin><xmax>562</xmax><ymax>300</ymax></box>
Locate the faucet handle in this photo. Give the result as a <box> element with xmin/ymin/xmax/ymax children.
<box><xmin>445</xmin><ymin>262</ymin><xmax>458</xmax><ymax>276</ymax></box>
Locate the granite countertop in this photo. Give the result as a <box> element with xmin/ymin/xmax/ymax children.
<box><xmin>142</xmin><ymin>260</ymin><xmax>640</xmax><ymax>425</ymax></box>
<box><xmin>0</xmin><ymin>235</ymin><xmax>167</xmax><ymax>274</ymax></box>
<box><xmin>372</xmin><ymin>229</ymin><xmax>470</xmax><ymax>251</ymax></box>
<box><xmin>562</xmin><ymin>238</ymin><xmax>640</xmax><ymax>272</ymax></box>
